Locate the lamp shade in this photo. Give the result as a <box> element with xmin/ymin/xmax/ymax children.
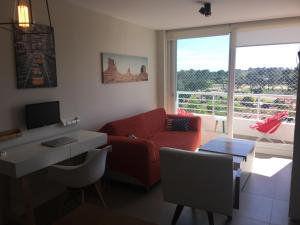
<box><xmin>1</xmin><ymin>0</ymin><xmax>52</xmax><ymax>28</ymax></box>
<box><xmin>17</xmin><ymin>4</ymin><xmax>30</xmax><ymax>27</ymax></box>
<box><xmin>17</xmin><ymin>0</ymin><xmax>32</xmax><ymax>28</ymax></box>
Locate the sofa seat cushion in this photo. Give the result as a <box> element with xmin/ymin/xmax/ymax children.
<box><xmin>150</xmin><ymin>131</ymin><xmax>201</xmax><ymax>154</ymax></box>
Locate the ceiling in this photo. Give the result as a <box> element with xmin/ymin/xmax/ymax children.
<box><xmin>65</xmin><ymin>0</ymin><xmax>300</xmax><ymax>30</ymax></box>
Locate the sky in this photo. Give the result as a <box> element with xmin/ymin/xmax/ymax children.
<box><xmin>177</xmin><ymin>35</ymin><xmax>300</xmax><ymax>72</ymax></box>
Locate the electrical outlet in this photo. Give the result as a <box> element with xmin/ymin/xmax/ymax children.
<box><xmin>61</xmin><ymin>116</ymin><xmax>80</xmax><ymax>127</ymax></box>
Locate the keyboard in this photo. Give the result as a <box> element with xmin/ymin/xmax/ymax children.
<box><xmin>42</xmin><ymin>136</ymin><xmax>77</xmax><ymax>147</ymax></box>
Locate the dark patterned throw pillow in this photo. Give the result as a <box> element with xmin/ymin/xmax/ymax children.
<box><xmin>167</xmin><ymin>118</ymin><xmax>190</xmax><ymax>131</ymax></box>
<box><xmin>166</xmin><ymin>119</ymin><xmax>173</xmax><ymax>130</ymax></box>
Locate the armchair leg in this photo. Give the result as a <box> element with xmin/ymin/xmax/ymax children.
<box><xmin>81</xmin><ymin>189</ymin><xmax>85</xmax><ymax>204</ymax></box>
<box><xmin>227</xmin><ymin>215</ymin><xmax>232</xmax><ymax>221</ymax></box>
<box><xmin>206</xmin><ymin>211</ymin><xmax>214</xmax><ymax>225</ymax></box>
<box><xmin>234</xmin><ymin>173</ymin><xmax>240</xmax><ymax>209</ymax></box>
<box><xmin>145</xmin><ymin>186</ymin><xmax>150</xmax><ymax>192</ymax></box>
<box><xmin>94</xmin><ymin>183</ymin><xmax>107</xmax><ymax>208</ymax></box>
<box><xmin>171</xmin><ymin>205</ymin><xmax>184</xmax><ymax>225</ymax></box>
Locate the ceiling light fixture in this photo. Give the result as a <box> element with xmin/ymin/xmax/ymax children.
<box><xmin>199</xmin><ymin>2</ymin><xmax>211</xmax><ymax>17</ymax></box>
<box><xmin>0</xmin><ymin>0</ymin><xmax>52</xmax><ymax>29</ymax></box>
<box><xmin>17</xmin><ymin>0</ymin><xmax>32</xmax><ymax>28</ymax></box>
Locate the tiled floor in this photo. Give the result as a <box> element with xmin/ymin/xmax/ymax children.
<box><xmin>36</xmin><ymin>154</ymin><xmax>299</xmax><ymax>225</ymax></box>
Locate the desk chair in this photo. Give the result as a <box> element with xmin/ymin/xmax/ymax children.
<box><xmin>48</xmin><ymin>146</ymin><xmax>111</xmax><ymax>207</ymax></box>
<box><xmin>160</xmin><ymin>147</ymin><xmax>239</xmax><ymax>225</ymax></box>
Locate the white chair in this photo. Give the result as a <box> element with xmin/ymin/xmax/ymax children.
<box><xmin>48</xmin><ymin>146</ymin><xmax>111</xmax><ymax>207</ymax></box>
<box><xmin>160</xmin><ymin>147</ymin><xmax>239</xmax><ymax>225</ymax></box>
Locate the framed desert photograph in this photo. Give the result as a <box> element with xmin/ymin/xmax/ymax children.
<box><xmin>101</xmin><ymin>53</ymin><xmax>148</xmax><ymax>84</ymax></box>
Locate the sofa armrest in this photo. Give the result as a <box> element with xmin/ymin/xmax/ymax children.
<box><xmin>107</xmin><ymin>136</ymin><xmax>158</xmax><ymax>162</ymax></box>
<box><xmin>167</xmin><ymin>114</ymin><xmax>201</xmax><ymax>131</ymax></box>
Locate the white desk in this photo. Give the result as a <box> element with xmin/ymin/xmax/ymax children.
<box><xmin>0</xmin><ymin>130</ymin><xmax>107</xmax><ymax>225</ymax></box>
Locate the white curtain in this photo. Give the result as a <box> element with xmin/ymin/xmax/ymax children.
<box><xmin>166</xmin><ymin>25</ymin><xmax>230</xmax><ymax>40</ymax></box>
<box><xmin>236</xmin><ymin>20</ymin><xmax>300</xmax><ymax>47</ymax></box>
<box><xmin>166</xmin><ymin>17</ymin><xmax>300</xmax><ymax>47</ymax></box>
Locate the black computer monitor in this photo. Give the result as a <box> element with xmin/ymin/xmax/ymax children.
<box><xmin>25</xmin><ymin>101</ymin><xmax>60</xmax><ymax>129</ymax></box>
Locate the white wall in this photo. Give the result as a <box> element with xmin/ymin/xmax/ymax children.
<box><xmin>0</xmin><ymin>0</ymin><xmax>157</xmax><ymax>223</ymax></box>
<box><xmin>0</xmin><ymin>0</ymin><xmax>157</xmax><ymax>133</ymax></box>
<box><xmin>157</xmin><ymin>31</ymin><xmax>167</xmax><ymax>108</ymax></box>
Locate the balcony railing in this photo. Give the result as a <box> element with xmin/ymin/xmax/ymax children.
<box><xmin>176</xmin><ymin>91</ymin><xmax>296</xmax><ymax>122</ymax></box>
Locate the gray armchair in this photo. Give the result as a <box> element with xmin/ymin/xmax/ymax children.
<box><xmin>160</xmin><ymin>147</ymin><xmax>239</xmax><ymax>225</ymax></box>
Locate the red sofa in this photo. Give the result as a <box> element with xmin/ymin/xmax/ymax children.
<box><xmin>99</xmin><ymin>108</ymin><xmax>201</xmax><ymax>188</ymax></box>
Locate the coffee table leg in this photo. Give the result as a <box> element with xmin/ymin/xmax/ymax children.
<box><xmin>20</xmin><ymin>177</ymin><xmax>36</xmax><ymax>225</ymax></box>
<box><xmin>240</xmin><ymin>149</ymin><xmax>255</xmax><ymax>190</ymax></box>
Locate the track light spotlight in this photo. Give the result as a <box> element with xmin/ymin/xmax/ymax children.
<box><xmin>199</xmin><ymin>2</ymin><xmax>211</xmax><ymax>17</ymax></box>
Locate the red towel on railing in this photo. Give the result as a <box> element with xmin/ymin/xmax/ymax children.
<box><xmin>177</xmin><ymin>108</ymin><xmax>194</xmax><ymax>116</ymax></box>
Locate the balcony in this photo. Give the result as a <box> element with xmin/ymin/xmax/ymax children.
<box><xmin>176</xmin><ymin>91</ymin><xmax>296</xmax><ymax>147</ymax></box>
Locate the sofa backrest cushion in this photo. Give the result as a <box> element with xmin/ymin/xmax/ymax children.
<box><xmin>100</xmin><ymin>114</ymin><xmax>145</xmax><ymax>137</ymax></box>
<box><xmin>100</xmin><ymin>108</ymin><xmax>167</xmax><ymax>138</ymax></box>
<box><xmin>140</xmin><ymin>108</ymin><xmax>167</xmax><ymax>136</ymax></box>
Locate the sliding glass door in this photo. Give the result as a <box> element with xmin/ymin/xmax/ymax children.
<box><xmin>175</xmin><ymin>35</ymin><xmax>230</xmax><ymax>141</ymax></box>
<box><xmin>233</xmin><ymin>43</ymin><xmax>299</xmax><ymax>145</ymax></box>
